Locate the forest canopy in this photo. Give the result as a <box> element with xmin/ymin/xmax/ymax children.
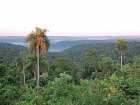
<box><xmin>0</xmin><ymin>35</ymin><xmax>140</xmax><ymax>105</ymax></box>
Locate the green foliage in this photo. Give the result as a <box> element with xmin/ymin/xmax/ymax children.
<box><xmin>83</xmin><ymin>55</ymin><xmax>119</xmax><ymax>79</ymax></box>
<box><xmin>0</xmin><ymin>64</ymin><xmax>7</xmax><ymax>76</ymax></box>
<box><xmin>0</xmin><ymin>85</ymin><xmax>20</xmax><ymax>105</ymax></box>
<box><xmin>0</xmin><ymin>64</ymin><xmax>20</xmax><ymax>105</ymax></box>
<box><xmin>50</xmin><ymin>42</ymin><xmax>140</xmax><ymax>64</ymax></box>
<box><xmin>99</xmin><ymin>56</ymin><xmax>120</xmax><ymax>77</ymax></box>
<box><xmin>42</xmin><ymin>73</ymin><xmax>128</xmax><ymax>105</ymax></box>
<box><xmin>43</xmin><ymin>73</ymin><xmax>73</xmax><ymax>104</ymax></box>
<box><xmin>133</xmin><ymin>55</ymin><xmax>140</xmax><ymax>68</ymax></box>
<box><xmin>15</xmin><ymin>86</ymin><xmax>37</xmax><ymax>105</ymax></box>
<box><xmin>48</xmin><ymin>57</ymin><xmax>81</xmax><ymax>84</ymax></box>
<box><xmin>0</xmin><ymin>43</ymin><xmax>27</xmax><ymax>64</ymax></box>
<box><xmin>117</xmin><ymin>38</ymin><xmax>128</xmax><ymax>53</ymax></box>
<box><xmin>0</xmin><ymin>41</ymin><xmax>140</xmax><ymax>105</ymax></box>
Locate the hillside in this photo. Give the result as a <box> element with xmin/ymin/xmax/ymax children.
<box><xmin>1</xmin><ymin>36</ymin><xmax>140</xmax><ymax>52</ymax></box>
<box><xmin>50</xmin><ymin>40</ymin><xmax>115</xmax><ymax>52</ymax></box>
<box><xmin>1</xmin><ymin>41</ymin><xmax>140</xmax><ymax>65</ymax></box>
<box><xmin>0</xmin><ymin>42</ymin><xmax>27</xmax><ymax>64</ymax></box>
<box><xmin>48</xmin><ymin>41</ymin><xmax>140</xmax><ymax>64</ymax></box>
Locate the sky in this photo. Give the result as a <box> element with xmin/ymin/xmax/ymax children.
<box><xmin>0</xmin><ymin>0</ymin><xmax>140</xmax><ymax>36</ymax></box>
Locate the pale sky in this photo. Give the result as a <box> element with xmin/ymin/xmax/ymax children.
<box><xmin>0</xmin><ymin>0</ymin><xmax>140</xmax><ymax>36</ymax></box>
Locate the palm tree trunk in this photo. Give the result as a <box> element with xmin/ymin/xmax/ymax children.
<box><xmin>37</xmin><ymin>46</ymin><xmax>40</xmax><ymax>88</ymax></box>
<box><xmin>34</xmin><ymin>67</ymin><xmax>38</xmax><ymax>79</ymax></box>
<box><xmin>23</xmin><ymin>62</ymin><xmax>25</xmax><ymax>85</ymax></box>
<box><xmin>121</xmin><ymin>52</ymin><xmax>123</xmax><ymax>69</ymax></box>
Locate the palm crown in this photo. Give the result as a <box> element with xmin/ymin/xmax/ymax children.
<box><xmin>25</xmin><ymin>27</ymin><xmax>50</xmax><ymax>55</ymax></box>
<box><xmin>117</xmin><ymin>38</ymin><xmax>128</xmax><ymax>53</ymax></box>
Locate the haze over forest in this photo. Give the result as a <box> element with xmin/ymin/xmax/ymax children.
<box><xmin>0</xmin><ymin>35</ymin><xmax>140</xmax><ymax>52</ymax></box>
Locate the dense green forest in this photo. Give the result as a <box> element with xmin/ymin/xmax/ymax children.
<box><xmin>1</xmin><ymin>41</ymin><xmax>140</xmax><ymax>65</ymax></box>
<box><xmin>47</xmin><ymin>41</ymin><xmax>140</xmax><ymax>64</ymax></box>
<box><xmin>0</xmin><ymin>43</ymin><xmax>27</xmax><ymax>64</ymax></box>
<box><xmin>0</xmin><ymin>31</ymin><xmax>140</xmax><ymax>105</ymax></box>
<box><xmin>50</xmin><ymin>40</ymin><xmax>115</xmax><ymax>52</ymax></box>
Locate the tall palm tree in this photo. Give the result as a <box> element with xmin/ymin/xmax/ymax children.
<box><xmin>26</xmin><ymin>52</ymin><xmax>48</xmax><ymax>79</ymax></box>
<box><xmin>16</xmin><ymin>51</ymin><xmax>28</xmax><ymax>85</ymax></box>
<box><xmin>117</xmin><ymin>38</ymin><xmax>128</xmax><ymax>69</ymax></box>
<box><xmin>25</xmin><ymin>27</ymin><xmax>50</xmax><ymax>87</ymax></box>
<box><xmin>26</xmin><ymin>52</ymin><xmax>38</xmax><ymax>79</ymax></box>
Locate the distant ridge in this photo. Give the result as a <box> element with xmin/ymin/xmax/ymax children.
<box><xmin>0</xmin><ymin>36</ymin><xmax>140</xmax><ymax>52</ymax></box>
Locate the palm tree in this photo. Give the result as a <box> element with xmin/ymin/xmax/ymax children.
<box><xmin>25</xmin><ymin>27</ymin><xmax>50</xmax><ymax>87</ymax></box>
<box><xmin>117</xmin><ymin>38</ymin><xmax>128</xmax><ymax>69</ymax></box>
<box><xmin>16</xmin><ymin>51</ymin><xmax>28</xmax><ymax>85</ymax></box>
<box><xmin>26</xmin><ymin>52</ymin><xmax>38</xmax><ymax>79</ymax></box>
<box><xmin>27</xmin><ymin>52</ymin><xmax>48</xmax><ymax>79</ymax></box>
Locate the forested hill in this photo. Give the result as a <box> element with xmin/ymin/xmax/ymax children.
<box><xmin>0</xmin><ymin>42</ymin><xmax>27</xmax><ymax>64</ymax></box>
<box><xmin>50</xmin><ymin>40</ymin><xmax>115</xmax><ymax>52</ymax></box>
<box><xmin>58</xmin><ymin>41</ymin><xmax>140</xmax><ymax>63</ymax></box>
<box><xmin>1</xmin><ymin>41</ymin><xmax>140</xmax><ymax>64</ymax></box>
